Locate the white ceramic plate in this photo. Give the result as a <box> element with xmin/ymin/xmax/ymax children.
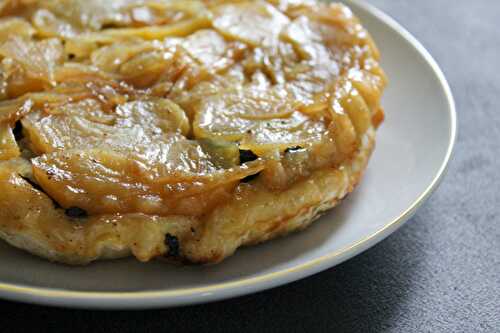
<box><xmin>0</xmin><ymin>0</ymin><xmax>456</xmax><ymax>309</ymax></box>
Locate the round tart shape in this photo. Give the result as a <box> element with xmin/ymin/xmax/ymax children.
<box><xmin>0</xmin><ymin>0</ymin><xmax>386</xmax><ymax>265</ymax></box>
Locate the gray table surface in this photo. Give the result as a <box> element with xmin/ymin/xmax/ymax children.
<box><xmin>1</xmin><ymin>0</ymin><xmax>499</xmax><ymax>332</ymax></box>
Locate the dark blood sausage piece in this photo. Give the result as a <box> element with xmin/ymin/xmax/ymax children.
<box><xmin>20</xmin><ymin>175</ymin><xmax>43</xmax><ymax>192</ymax></box>
<box><xmin>239</xmin><ymin>149</ymin><xmax>258</xmax><ymax>164</ymax></box>
<box><xmin>164</xmin><ymin>233</ymin><xmax>180</xmax><ymax>257</ymax></box>
<box><xmin>13</xmin><ymin>121</ymin><xmax>23</xmax><ymax>141</ymax></box>
<box><xmin>239</xmin><ymin>149</ymin><xmax>260</xmax><ymax>182</ymax></box>
<box><xmin>65</xmin><ymin>207</ymin><xmax>88</xmax><ymax>219</ymax></box>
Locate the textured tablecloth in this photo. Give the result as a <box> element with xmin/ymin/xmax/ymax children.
<box><xmin>1</xmin><ymin>1</ymin><xmax>499</xmax><ymax>332</ymax></box>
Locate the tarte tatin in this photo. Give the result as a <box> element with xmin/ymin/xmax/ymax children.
<box><xmin>0</xmin><ymin>0</ymin><xmax>386</xmax><ymax>265</ymax></box>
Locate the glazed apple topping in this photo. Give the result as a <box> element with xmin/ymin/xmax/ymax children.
<box><xmin>0</xmin><ymin>0</ymin><xmax>385</xmax><ymax>217</ymax></box>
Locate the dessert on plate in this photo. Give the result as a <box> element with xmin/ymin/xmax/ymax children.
<box><xmin>0</xmin><ymin>0</ymin><xmax>386</xmax><ymax>265</ymax></box>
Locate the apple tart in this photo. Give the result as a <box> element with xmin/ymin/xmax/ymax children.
<box><xmin>0</xmin><ymin>0</ymin><xmax>386</xmax><ymax>265</ymax></box>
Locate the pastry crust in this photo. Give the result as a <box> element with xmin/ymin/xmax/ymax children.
<box><xmin>0</xmin><ymin>0</ymin><xmax>385</xmax><ymax>265</ymax></box>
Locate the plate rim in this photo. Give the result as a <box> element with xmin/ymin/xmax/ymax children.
<box><xmin>0</xmin><ymin>0</ymin><xmax>457</xmax><ymax>309</ymax></box>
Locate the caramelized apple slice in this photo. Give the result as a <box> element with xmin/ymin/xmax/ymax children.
<box><xmin>0</xmin><ymin>122</ymin><xmax>19</xmax><ymax>160</ymax></box>
<box><xmin>0</xmin><ymin>37</ymin><xmax>63</xmax><ymax>85</ymax></box>
<box><xmin>32</xmin><ymin>141</ymin><xmax>265</xmax><ymax>216</ymax></box>
<box><xmin>0</xmin><ymin>17</ymin><xmax>35</xmax><ymax>42</ymax></box>
<box><xmin>22</xmin><ymin>97</ymin><xmax>190</xmax><ymax>154</ymax></box>
<box><xmin>212</xmin><ymin>1</ymin><xmax>289</xmax><ymax>47</ymax></box>
<box><xmin>194</xmin><ymin>86</ymin><xmax>328</xmax><ymax>155</ymax></box>
<box><xmin>182</xmin><ymin>29</ymin><xmax>246</xmax><ymax>72</ymax></box>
